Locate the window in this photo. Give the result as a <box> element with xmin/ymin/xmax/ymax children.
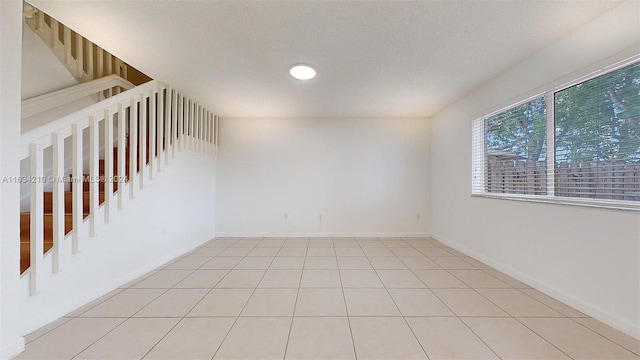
<box><xmin>472</xmin><ymin>59</ymin><xmax>640</xmax><ymax>207</ymax></box>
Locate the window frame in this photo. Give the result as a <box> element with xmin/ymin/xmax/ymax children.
<box><xmin>471</xmin><ymin>57</ymin><xmax>640</xmax><ymax>212</ymax></box>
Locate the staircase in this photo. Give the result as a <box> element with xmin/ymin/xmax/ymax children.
<box><xmin>19</xmin><ymin>150</ymin><xmax>140</xmax><ymax>273</ymax></box>
<box><xmin>19</xmin><ymin>4</ymin><xmax>219</xmax><ymax>296</ymax></box>
<box><xmin>23</xmin><ymin>2</ymin><xmax>151</xmax><ymax>100</ymax></box>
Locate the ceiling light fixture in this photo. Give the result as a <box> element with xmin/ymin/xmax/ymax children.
<box><xmin>289</xmin><ymin>65</ymin><xmax>316</xmax><ymax>80</ymax></box>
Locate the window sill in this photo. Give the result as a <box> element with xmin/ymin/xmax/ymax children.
<box><xmin>471</xmin><ymin>193</ymin><xmax>640</xmax><ymax>212</ymax></box>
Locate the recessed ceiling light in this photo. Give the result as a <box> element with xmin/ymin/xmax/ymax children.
<box><xmin>290</xmin><ymin>65</ymin><xmax>316</xmax><ymax>80</ymax></box>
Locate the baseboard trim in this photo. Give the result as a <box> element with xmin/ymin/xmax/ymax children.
<box><xmin>1</xmin><ymin>336</ymin><xmax>25</xmax><ymax>360</ymax></box>
<box><xmin>215</xmin><ymin>232</ymin><xmax>431</xmax><ymax>238</ymax></box>
<box><xmin>20</xmin><ymin>235</ymin><xmax>212</xmax><ymax>336</ymax></box>
<box><xmin>431</xmin><ymin>232</ymin><xmax>640</xmax><ymax>340</ymax></box>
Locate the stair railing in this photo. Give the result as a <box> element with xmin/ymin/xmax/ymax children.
<box><xmin>22</xmin><ymin>74</ymin><xmax>134</xmax><ymax>118</ymax></box>
<box><xmin>19</xmin><ymin>80</ymin><xmax>217</xmax><ymax>296</ymax></box>
<box><xmin>23</xmin><ymin>2</ymin><xmax>149</xmax><ymax>100</ymax></box>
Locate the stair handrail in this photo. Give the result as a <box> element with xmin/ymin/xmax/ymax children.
<box><xmin>22</xmin><ymin>75</ymin><xmax>135</xmax><ymax>119</ymax></box>
<box><xmin>20</xmin><ymin>80</ymin><xmax>159</xmax><ymax>159</ymax></box>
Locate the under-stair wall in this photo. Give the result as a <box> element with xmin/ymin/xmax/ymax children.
<box><xmin>21</xmin><ymin>151</ymin><xmax>216</xmax><ymax>335</ymax></box>
<box><xmin>17</xmin><ymin>80</ymin><xmax>218</xmax><ymax>336</ymax></box>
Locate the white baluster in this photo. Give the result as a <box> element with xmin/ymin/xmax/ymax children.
<box><xmin>164</xmin><ymin>87</ymin><xmax>170</xmax><ymax>165</ymax></box>
<box><xmin>196</xmin><ymin>106</ymin><xmax>202</xmax><ymax>153</ymax></box>
<box><xmin>36</xmin><ymin>11</ymin><xmax>44</xmax><ymax>31</ymax></box>
<box><xmin>209</xmin><ymin>113</ymin><xmax>214</xmax><ymax>155</ymax></box>
<box><xmin>117</xmin><ymin>103</ymin><xmax>127</xmax><ymax>209</ymax></box>
<box><xmin>89</xmin><ymin>116</ymin><xmax>99</xmax><ymax>237</ymax></box>
<box><xmin>104</xmin><ymin>109</ymin><xmax>114</xmax><ymax>222</ymax></box>
<box><xmin>186</xmin><ymin>98</ymin><xmax>191</xmax><ymax>152</ymax></box>
<box><xmin>157</xmin><ymin>85</ymin><xmax>164</xmax><ymax>172</ymax></box>
<box><xmin>86</xmin><ymin>41</ymin><xmax>94</xmax><ymax>80</ymax></box>
<box><xmin>52</xmin><ymin>133</ymin><xmax>64</xmax><ymax>272</ymax></box>
<box><xmin>29</xmin><ymin>143</ymin><xmax>44</xmax><ymax>296</ymax></box>
<box><xmin>148</xmin><ymin>89</ymin><xmax>156</xmax><ymax>180</ymax></box>
<box><xmin>203</xmin><ymin>110</ymin><xmax>208</xmax><ymax>154</ymax></box>
<box><xmin>171</xmin><ymin>90</ymin><xmax>177</xmax><ymax>158</ymax></box>
<box><xmin>50</xmin><ymin>18</ymin><xmax>59</xmax><ymax>48</ymax></box>
<box><xmin>96</xmin><ymin>47</ymin><xmax>104</xmax><ymax>100</ymax></box>
<box><xmin>114</xmin><ymin>59</ymin><xmax>122</xmax><ymax>95</ymax></box>
<box><xmin>63</xmin><ymin>27</ymin><xmax>71</xmax><ymax>64</ymax></box>
<box><xmin>129</xmin><ymin>98</ymin><xmax>138</xmax><ymax>199</ymax></box>
<box><xmin>139</xmin><ymin>94</ymin><xmax>147</xmax><ymax>189</ymax></box>
<box><xmin>215</xmin><ymin>115</ymin><xmax>219</xmax><ymax>157</ymax></box>
<box><xmin>177</xmin><ymin>94</ymin><xmax>183</xmax><ymax>152</ymax></box>
<box><xmin>71</xmin><ymin>124</ymin><xmax>82</xmax><ymax>254</ymax></box>
<box><xmin>75</xmin><ymin>33</ymin><xmax>83</xmax><ymax>79</ymax></box>
<box><xmin>105</xmin><ymin>53</ymin><xmax>113</xmax><ymax>97</ymax></box>
<box><xmin>190</xmin><ymin>102</ymin><xmax>196</xmax><ymax>151</ymax></box>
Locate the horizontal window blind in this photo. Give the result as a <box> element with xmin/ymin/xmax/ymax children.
<box><xmin>483</xmin><ymin>96</ymin><xmax>546</xmax><ymax>195</ymax></box>
<box><xmin>554</xmin><ymin>62</ymin><xmax>640</xmax><ymax>201</ymax></box>
<box><xmin>471</xmin><ymin>58</ymin><xmax>640</xmax><ymax>206</ymax></box>
<box><xmin>471</xmin><ymin>117</ymin><xmax>484</xmax><ymax>194</ymax></box>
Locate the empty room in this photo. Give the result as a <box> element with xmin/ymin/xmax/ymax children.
<box><xmin>1</xmin><ymin>0</ymin><xmax>639</xmax><ymax>359</ymax></box>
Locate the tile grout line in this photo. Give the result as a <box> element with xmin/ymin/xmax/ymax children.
<box><xmin>24</xmin><ymin>236</ymin><xmax>635</xmax><ymax>360</ymax></box>
<box><xmin>405</xmin><ymin>240</ymin><xmax>503</xmax><ymax>360</ymax></box>
<box><xmin>341</xmin><ymin>238</ymin><xmax>362</xmax><ymax>360</ymax></box>
<box><xmin>415</xmin><ymin>239</ymin><xmax>576</xmax><ymax>359</ymax></box>
<box><xmin>372</xmin><ymin>238</ymin><xmax>431</xmax><ymax>359</ymax></box>
<box><xmin>139</xmin><ymin>237</ymin><xmax>240</xmax><ymax>360</ymax></box>
<box><xmin>283</xmin><ymin>237</ymin><xmax>311</xmax><ymax>359</ymax></box>
<box><xmin>567</xmin><ymin>317</ymin><xmax>640</xmax><ymax>356</ymax></box>
<box><xmin>211</xmin><ymin>236</ymin><xmax>285</xmax><ymax>359</ymax></box>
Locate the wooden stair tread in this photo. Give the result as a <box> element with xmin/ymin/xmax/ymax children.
<box><xmin>20</xmin><ymin>140</ymin><xmax>154</xmax><ymax>274</ymax></box>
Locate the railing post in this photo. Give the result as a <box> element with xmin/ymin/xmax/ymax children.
<box><xmin>215</xmin><ymin>115</ymin><xmax>219</xmax><ymax>157</ymax></box>
<box><xmin>164</xmin><ymin>86</ymin><xmax>170</xmax><ymax>165</ymax></box>
<box><xmin>190</xmin><ymin>101</ymin><xmax>196</xmax><ymax>151</ymax></box>
<box><xmin>75</xmin><ymin>32</ymin><xmax>83</xmax><ymax>79</ymax></box>
<box><xmin>197</xmin><ymin>106</ymin><xmax>202</xmax><ymax>153</ymax></box>
<box><xmin>105</xmin><ymin>53</ymin><xmax>113</xmax><ymax>97</ymax></box>
<box><xmin>117</xmin><ymin>102</ymin><xmax>127</xmax><ymax>209</ymax></box>
<box><xmin>129</xmin><ymin>98</ymin><xmax>138</xmax><ymax>199</ymax></box>
<box><xmin>50</xmin><ymin>18</ymin><xmax>59</xmax><ymax>48</ymax></box>
<box><xmin>36</xmin><ymin>11</ymin><xmax>44</xmax><ymax>31</ymax></box>
<box><xmin>187</xmin><ymin>98</ymin><xmax>192</xmax><ymax>152</ymax></box>
<box><xmin>63</xmin><ymin>27</ymin><xmax>71</xmax><ymax>64</ymax></box>
<box><xmin>89</xmin><ymin>116</ymin><xmax>100</xmax><ymax>237</ymax></box>
<box><xmin>157</xmin><ymin>85</ymin><xmax>164</xmax><ymax>172</ymax></box>
<box><xmin>171</xmin><ymin>89</ymin><xmax>177</xmax><ymax>158</ymax></box>
<box><xmin>104</xmin><ymin>109</ymin><xmax>114</xmax><ymax>222</ymax></box>
<box><xmin>209</xmin><ymin>112</ymin><xmax>214</xmax><ymax>155</ymax></box>
<box><xmin>204</xmin><ymin>110</ymin><xmax>209</xmax><ymax>154</ymax></box>
<box><xmin>72</xmin><ymin>124</ymin><xmax>82</xmax><ymax>254</ymax></box>
<box><xmin>177</xmin><ymin>94</ymin><xmax>183</xmax><ymax>152</ymax></box>
<box><xmin>139</xmin><ymin>94</ymin><xmax>147</xmax><ymax>189</ymax></box>
<box><xmin>30</xmin><ymin>143</ymin><xmax>44</xmax><ymax>296</ymax></box>
<box><xmin>86</xmin><ymin>41</ymin><xmax>94</xmax><ymax>80</ymax></box>
<box><xmin>96</xmin><ymin>47</ymin><xmax>104</xmax><ymax>100</ymax></box>
<box><xmin>52</xmin><ymin>133</ymin><xmax>64</xmax><ymax>272</ymax></box>
<box><xmin>114</xmin><ymin>59</ymin><xmax>122</xmax><ymax>95</ymax></box>
<box><xmin>149</xmin><ymin>89</ymin><xmax>157</xmax><ymax>180</ymax></box>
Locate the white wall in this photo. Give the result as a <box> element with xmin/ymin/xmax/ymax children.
<box><xmin>20</xmin><ymin>152</ymin><xmax>216</xmax><ymax>334</ymax></box>
<box><xmin>1</xmin><ymin>1</ymin><xmax>25</xmax><ymax>359</ymax></box>
<box><xmin>430</xmin><ymin>0</ymin><xmax>640</xmax><ymax>338</ymax></box>
<box><xmin>216</xmin><ymin>117</ymin><xmax>430</xmax><ymax>237</ymax></box>
<box><xmin>21</xmin><ymin>22</ymin><xmax>79</xmax><ymax>100</ymax></box>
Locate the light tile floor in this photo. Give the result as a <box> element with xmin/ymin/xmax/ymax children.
<box><xmin>17</xmin><ymin>237</ymin><xmax>640</xmax><ymax>360</ymax></box>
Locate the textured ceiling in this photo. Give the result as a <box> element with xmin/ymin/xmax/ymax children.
<box><xmin>30</xmin><ymin>0</ymin><xmax>623</xmax><ymax>118</ymax></box>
